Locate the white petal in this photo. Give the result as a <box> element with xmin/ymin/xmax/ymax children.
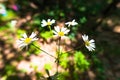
<box><xmin>72</xmin><ymin>20</ymin><xmax>78</xmax><ymax>25</ymax></box>
<box><xmin>16</xmin><ymin>40</ymin><xmax>24</xmax><ymax>44</ymax></box>
<box><xmin>41</xmin><ymin>24</ymin><xmax>47</xmax><ymax>27</ymax></box>
<box><xmin>18</xmin><ymin>43</ymin><xmax>27</xmax><ymax>48</ymax></box>
<box><xmin>41</xmin><ymin>20</ymin><xmax>46</xmax><ymax>24</ymax></box>
<box><xmin>61</xmin><ymin>27</ymin><xmax>67</xmax><ymax>32</ymax></box>
<box><xmin>41</xmin><ymin>20</ymin><xmax>47</xmax><ymax>27</ymax></box>
<box><xmin>90</xmin><ymin>43</ymin><xmax>95</xmax><ymax>48</ymax></box>
<box><xmin>86</xmin><ymin>45</ymin><xmax>95</xmax><ymax>51</ymax></box>
<box><xmin>55</xmin><ymin>34</ymin><xmax>59</xmax><ymax>36</ymax></box>
<box><xmin>22</xmin><ymin>33</ymin><xmax>27</xmax><ymax>38</ymax></box>
<box><xmin>53</xmin><ymin>31</ymin><xmax>58</xmax><ymax>35</ymax></box>
<box><xmin>64</xmin><ymin>29</ymin><xmax>70</xmax><ymax>34</ymax></box>
<box><xmin>84</xmin><ymin>35</ymin><xmax>88</xmax><ymax>41</ymax></box>
<box><xmin>89</xmin><ymin>39</ymin><xmax>95</xmax><ymax>43</ymax></box>
<box><xmin>51</xmin><ymin>19</ymin><xmax>55</xmax><ymax>23</ymax></box>
<box><xmin>54</xmin><ymin>26</ymin><xmax>60</xmax><ymax>32</ymax></box>
<box><xmin>90</xmin><ymin>47</ymin><xmax>95</xmax><ymax>51</ymax></box>
<box><xmin>68</xmin><ymin>24</ymin><xmax>71</xmax><ymax>27</ymax></box>
<box><xmin>65</xmin><ymin>22</ymin><xmax>71</xmax><ymax>27</ymax></box>
<box><xmin>65</xmin><ymin>22</ymin><xmax>69</xmax><ymax>25</ymax></box>
<box><xmin>61</xmin><ymin>36</ymin><xmax>67</xmax><ymax>39</ymax></box>
<box><xmin>20</xmin><ymin>38</ymin><xmax>25</xmax><ymax>41</ymax></box>
<box><xmin>73</xmin><ymin>22</ymin><xmax>78</xmax><ymax>25</ymax></box>
<box><xmin>82</xmin><ymin>34</ymin><xmax>88</xmax><ymax>41</ymax></box>
<box><xmin>72</xmin><ymin>19</ymin><xmax>75</xmax><ymax>22</ymax></box>
<box><xmin>86</xmin><ymin>46</ymin><xmax>92</xmax><ymax>51</ymax></box>
<box><xmin>29</xmin><ymin>32</ymin><xmax>36</xmax><ymax>38</ymax></box>
<box><xmin>47</xmin><ymin>19</ymin><xmax>50</xmax><ymax>22</ymax></box>
<box><xmin>32</xmin><ymin>38</ymin><xmax>38</xmax><ymax>41</ymax></box>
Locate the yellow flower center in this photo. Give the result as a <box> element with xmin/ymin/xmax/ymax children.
<box><xmin>47</xmin><ymin>22</ymin><xmax>51</xmax><ymax>26</ymax></box>
<box><xmin>24</xmin><ymin>38</ymin><xmax>32</xmax><ymax>44</ymax></box>
<box><xmin>85</xmin><ymin>41</ymin><xmax>90</xmax><ymax>46</ymax></box>
<box><xmin>58</xmin><ymin>32</ymin><xmax>64</xmax><ymax>36</ymax></box>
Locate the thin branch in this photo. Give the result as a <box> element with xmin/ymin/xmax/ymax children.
<box><xmin>32</xmin><ymin>44</ymin><xmax>57</xmax><ymax>59</ymax></box>
<box><xmin>65</xmin><ymin>43</ymin><xmax>84</xmax><ymax>53</ymax></box>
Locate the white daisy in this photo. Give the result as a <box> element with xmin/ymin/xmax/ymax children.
<box><xmin>82</xmin><ymin>34</ymin><xmax>95</xmax><ymax>51</ymax></box>
<box><xmin>17</xmin><ymin>32</ymin><xmax>38</xmax><ymax>48</ymax></box>
<box><xmin>53</xmin><ymin>26</ymin><xmax>70</xmax><ymax>37</ymax></box>
<box><xmin>41</xmin><ymin>19</ymin><xmax>55</xmax><ymax>27</ymax></box>
<box><xmin>65</xmin><ymin>19</ymin><xmax>78</xmax><ymax>27</ymax></box>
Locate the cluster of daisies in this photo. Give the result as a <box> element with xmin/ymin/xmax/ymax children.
<box><xmin>17</xmin><ymin>19</ymin><xmax>95</xmax><ymax>51</ymax></box>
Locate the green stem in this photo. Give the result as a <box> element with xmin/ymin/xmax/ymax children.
<box><xmin>65</xmin><ymin>43</ymin><xmax>84</xmax><ymax>53</ymax></box>
<box><xmin>48</xmin><ymin>26</ymin><xmax>53</xmax><ymax>36</ymax></box>
<box><xmin>32</xmin><ymin>44</ymin><xmax>56</xmax><ymax>59</ymax></box>
<box><xmin>57</xmin><ymin>37</ymin><xmax>61</xmax><ymax>74</ymax></box>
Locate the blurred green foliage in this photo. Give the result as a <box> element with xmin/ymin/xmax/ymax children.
<box><xmin>27</xmin><ymin>42</ymin><xmax>41</xmax><ymax>55</ymax></box>
<box><xmin>40</xmin><ymin>31</ymin><xmax>53</xmax><ymax>39</ymax></box>
<box><xmin>0</xmin><ymin>10</ymin><xmax>17</xmax><ymax>21</ymax></box>
<box><xmin>59</xmin><ymin>52</ymin><xmax>69</xmax><ymax>69</ymax></box>
<box><xmin>74</xmin><ymin>51</ymin><xmax>90</xmax><ymax>72</ymax></box>
<box><xmin>44</xmin><ymin>63</ymin><xmax>52</xmax><ymax>70</ymax></box>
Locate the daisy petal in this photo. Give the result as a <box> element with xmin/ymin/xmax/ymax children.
<box><xmin>64</xmin><ymin>29</ymin><xmax>70</xmax><ymax>34</ymax></box>
<box><xmin>22</xmin><ymin>33</ymin><xmax>27</xmax><ymax>38</ymax></box>
<box><xmin>82</xmin><ymin>34</ymin><xmax>88</xmax><ymax>41</ymax></box>
<box><xmin>29</xmin><ymin>32</ymin><xmax>36</xmax><ymax>38</ymax></box>
<box><xmin>48</xmin><ymin>19</ymin><xmax>50</xmax><ymax>22</ymax></box>
<box><xmin>53</xmin><ymin>31</ymin><xmax>58</xmax><ymax>35</ymax></box>
<box><xmin>55</xmin><ymin>26</ymin><xmax>60</xmax><ymax>32</ymax></box>
<box><xmin>51</xmin><ymin>19</ymin><xmax>55</xmax><ymax>23</ymax></box>
<box><xmin>89</xmin><ymin>39</ymin><xmax>95</xmax><ymax>43</ymax></box>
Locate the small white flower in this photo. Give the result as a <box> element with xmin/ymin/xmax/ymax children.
<box><xmin>53</xmin><ymin>26</ymin><xmax>70</xmax><ymax>37</ymax></box>
<box><xmin>0</xmin><ymin>4</ymin><xmax>6</xmax><ymax>15</ymax></box>
<box><xmin>65</xmin><ymin>19</ymin><xmax>78</xmax><ymax>27</ymax></box>
<box><xmin>82</xmin><ymin>34</ymin><xmax>95</xmax><ymax>51</ymax></box>
<box><xmin>41</xmin><ymin>19</ymin><xmax>55</xmax><ymax>27</ymax></box>
<box><xmin>17</xmin><ymin>32</ymin><xmax>38</xmax><ymax>48</ymax></box>
<box><xmin>11</xmin><ymin>20</ymin><xmax>17</xmax><ymax>27</ymax></box>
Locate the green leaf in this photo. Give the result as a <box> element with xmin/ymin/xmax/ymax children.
<box><xmin>79</xmin><ymin>6</ymin><xmax>86</xmax><ymax>12</ymax></box>
<box><xmin>17</xmin><ymin>29</ymin><xmax>26</xmax><ymax>38</ymax></box>
<box><xmin>80</xmin><ymin>17</ymin><xmax>87</xmax><ymax>24</ymax></box>
<box><xmin>74</xmin><ymin>51</ymin><xmax>90</xmax><ymax>72</ymax></box>
<box><xmin>44</xmin><ymin>63</ymin><xmax>52</xmax><ymax>70</ymax></box>
<box><xmin>30</xmin><ymin>63</ymin><xmax>38</xmax><ymax>71</ymax></box>
<box><xmin>1</xmin><ymin>10</ymin><xmax>17</xmax><ymax>21</ymax></box>
<box><xmin>59</xmin><ymin>52</ymin><xmax>69</xmax><ymax>68</ymax></box>
<box><xmin>40</xmin><ymin>31</ymin><xmax>52</xmax><ymax>39</ymax></box>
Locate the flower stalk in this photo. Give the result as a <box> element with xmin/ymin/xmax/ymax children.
<box><xmin>32</xmin><ymin>43</ymin><xmax>57</xmax><ymax>59</ymax></box>
<box><xmin>56</xmin><ymin>37</ymin><xmax>61</xmax><ymax>74</ymax></box>
<box><xmin>48</xmin><ymin>25</ymin><xmax>53</xmax><ymax>36</ymax></box>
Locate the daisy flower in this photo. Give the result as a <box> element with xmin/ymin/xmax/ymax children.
<box><xmin>53</xmin><ymin>26</ymin><xmax>70</xmax><ymax>37</ymax></box>
<box><xmin>82</xmin><ymin>34</ymin><xmax>95</xmax><ymax>51</ymax></box>
<box><xmin>65</xmin><ymin>19</ymin><xmax>78</xmax><ymax>27</ymax></box>
<box><xmin>41</xmin><ymin>19</ymin><xmax>55</xmax><ymax>27</ymax></box>
<box><xmin>17</xmin><ymin>32</ymin><xmax>38</xmax><ymax>48</ymax></box>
